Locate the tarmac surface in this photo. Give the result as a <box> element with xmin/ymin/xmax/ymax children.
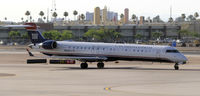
<box><xmin>0</xmin><ymin>47</ymin><xmax>200</xmax><ymax>96</ymax></box>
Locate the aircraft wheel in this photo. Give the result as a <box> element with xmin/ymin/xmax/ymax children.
<box><xmin>174</xmin><ymin>63</ymin><xmax>179</xmax><ymax>70</ymax></box>
<box><xmin>97</xmin><ymin>63</ymin><xmax>104</xmax><ymax>69</ymax></box>
<box><xmin>81</xmin><ymin>63</ymin><xmax>88</xmax><ymax>69</ymax></box>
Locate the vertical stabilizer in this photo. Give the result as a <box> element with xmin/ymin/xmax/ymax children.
<box><xmin>24</xmin><ymin>23</ymin><xmax>46</xmax><ymax>44</ymax></box>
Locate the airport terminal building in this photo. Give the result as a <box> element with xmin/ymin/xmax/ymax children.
<box><xmin>0</xmin><ymin>23</ymin><xmax>181</xmax><ymax>43</ymax></box>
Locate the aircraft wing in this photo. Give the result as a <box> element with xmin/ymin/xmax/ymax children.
<box><xmin>26</xmin><ymin>49</ymin><xmax>107</xmax><ymax>62</ymax></box>
<box><xmin>50</xmin><ymin>56</ymin><xmax>108</xmax><ymax>62</ymax></box>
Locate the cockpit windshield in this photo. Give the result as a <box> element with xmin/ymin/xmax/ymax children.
<box><xmin>166</xmin><ymin>50</ymin><xmax>179</xmax><ymax>53</ymax></box>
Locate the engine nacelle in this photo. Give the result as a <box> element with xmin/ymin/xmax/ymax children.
<box><xmin>42</xmin><ymin>40</ymin><xmax>57</xmax><ymax>49</ymax></box>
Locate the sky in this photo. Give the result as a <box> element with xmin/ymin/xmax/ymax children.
<box><xmin>0</xmin><ymin>0</ymin><xmax>200</xmax><ymax>22</ymax></box>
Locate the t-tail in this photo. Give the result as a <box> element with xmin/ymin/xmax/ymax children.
<box><xmin>24</xmin><ymin>23</ymin><xmax>46</xmax><ymax>44</ymax></box>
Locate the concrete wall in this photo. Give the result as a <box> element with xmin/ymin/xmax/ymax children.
<box><xmin>0</xmin><ymin>24</ymin><xmax>180</xmax><ymax>43</ymax></box>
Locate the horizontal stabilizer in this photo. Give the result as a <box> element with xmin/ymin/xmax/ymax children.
<box><xmin>2</xmin><ymin>25</ymin><xmax>32</xmax><ymax>28</ymax></box>
<box><xmin>2</xmin><ymin>23</ymin><xmax>38</xmax><ymax>30</ymax></box>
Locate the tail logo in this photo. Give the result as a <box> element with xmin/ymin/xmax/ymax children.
<box><xmin>32</xmin><ymin>33</ymin><xmax>38</xmax><ymax>40</ymax></box>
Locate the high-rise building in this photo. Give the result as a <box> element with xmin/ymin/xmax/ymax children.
<box><xmin>107</xmin><ymin>11</ymin><xmax>118</xmax><ymax>21</ymax></box>
<box><xmin>94</xmin><ymin>7</ymin><xmax>101</xmax><ymax>25</ymax></box>
<box><xmin>86</xmin><ymin>7</ymin><xmax>118</xmax><ymax>25</ymax></box>
<box><xmin>102</xmin><ymin>6</ymin><xmax>107</xmax><ymax>23</ymax></box>
<box><xmin>86</xmin><ymin>12</ymin><xmax>93</xmax><ymax>21</ymax></box>
<box><xmin>124</xmin><ymin>8</ymin><xmax>129</xmax><ymax>24</ymax></box>
<box><xmin>140</xmin><ymin>16</ymin><xmax>145</xmax><ymax>25</ymax></box>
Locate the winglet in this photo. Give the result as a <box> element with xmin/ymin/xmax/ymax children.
<box><xmin>26</xmin><ymin>48</ymin><xmax>34</xmax><ymax>57</ymax></box>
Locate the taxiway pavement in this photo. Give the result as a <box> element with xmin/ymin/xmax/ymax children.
<box><xmin>0</xmin><ymin>50</ymin><xmax>200</xmax><ymax>96</ymax></box>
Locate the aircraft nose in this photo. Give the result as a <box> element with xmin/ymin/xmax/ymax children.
<box><xmin>181</xmin><ymin>55</ymin><xmax>188</xmax><ymax>64</ymax></box>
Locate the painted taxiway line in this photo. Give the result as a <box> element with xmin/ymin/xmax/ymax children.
<box><xmin>104</xmin><ymin>87</ymin><xmax>112</xmax><ymax>91</ymax></box>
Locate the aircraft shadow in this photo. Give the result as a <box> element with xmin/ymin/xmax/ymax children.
<box><xmin>55</xmin><ymin>67</ymin><xmax>173</xmax><ymax>71</ymax></box>
<box><xmin>53</xmin><ymin>67</ymin><xmax>200</xmax><ymax>71</ymax></box>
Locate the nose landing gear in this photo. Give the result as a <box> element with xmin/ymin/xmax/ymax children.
<box><xmin>174</xmin><ymin>63</ymin><xmax>179</xmax><ymax>70</ymax></box>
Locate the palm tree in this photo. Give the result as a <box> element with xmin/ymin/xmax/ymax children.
<box><xmin>187</xmin><ymin>15</ymin><xmax>194</xmax><ymax>21</ymax></box>
<box><xmin>39</xmin><ymin>11</ymin><xmax>45</xmax><ymax>21</ymax></box>
<box><xmin>168</xmin><ymin>17</ymin><xmax>173</xmax><ymax>23</ymax></box>
<box><xmin>120</xmin><ymin>14</ymin><xmax>124</xmax><ymax>24</ymax></box>
<box><xmin>43</xmin><ymin>17</ymin><xmax>46</xmax><ymax>21</ymax></box>
<box><xmin>73</xmin><ymin>10</ymin><xmax>78</xmax><ymax>21</ymax></box>
<box><xmin>80</xmin><ymin>14</ymin><xmax>85</xmax><ymax>20</ymax></box>
<box><xmin>194</xmin><ymin>12</ymin><xmax>199</xmax><ymax>31</ymax></box>
<box><xmin>80</xmin><ymin>14</ymin><xmax>85</xmax><ymax>24</ymax></box>
<box><xmin>21</xmin><ymin>17</ymin><xmax>24</xmax><ymax>22</ymax></box>
<box><xmin>120</xmin><ymin>14</ymin><xmax>124</xmax><ymax>19</ymax></box>
<box><xmin>52</xmin><ymin>12</ymin><xmax>58</xmax><ymax>22</ymax></box>
<box><xmin>194</xmin><ymin>12</ymin><xmax>199</xmax><ymax>19</ymax></box>
<box><xmin>181</xmin><ymin>14</ymin><xmax>186</xmax><ymax>21</ymax></box>
<box><xmin>63</xmin><ymin>11</ymin><xmax>68</xmax><ymax>21</ymax></box>
<box><xmin>30</xmin><ymin>16</ymin><xmax>32</xmax><ymax>22</ymax></box>
<box><xmin>25</xmin><ymin>11</ymin><xmax>30</xmax><ymax>22</ymax></box>
<box><xmin>131</xmin><ymin>14</ymin><xmax>136</xmax><ymax>22</ymax></box>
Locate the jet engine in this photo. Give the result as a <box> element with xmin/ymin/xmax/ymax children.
<box><xmin>42</xmin><ymin>40</ymin><xmax>57</xmax><ymax>49</ymax></box>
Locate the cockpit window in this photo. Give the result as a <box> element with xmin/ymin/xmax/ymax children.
<box><xmin>166</xmin><ymin>50</ymin><xmax>179</xmax><ymax>53</ymax></box>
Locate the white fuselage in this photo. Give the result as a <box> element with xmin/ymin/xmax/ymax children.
<box><xmin>33</xmin><ymin>41</ymin><xmax>187</xmax><ymax>63</ymax></box>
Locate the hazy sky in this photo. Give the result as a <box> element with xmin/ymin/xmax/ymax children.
<box><xmin>0</xmin><ymin>0</ymin><xmax>200</xmax><ymax>22</ymax></box>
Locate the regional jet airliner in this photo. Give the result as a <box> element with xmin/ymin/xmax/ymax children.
<box><xmin>3</xmin><ymin>23</ymin><xmax>188</xmax><ymax>70</ymax></box>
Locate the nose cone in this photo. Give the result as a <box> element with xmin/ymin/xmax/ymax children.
<box><xmin>181</xmin><ymin>54</ymin><xmax>188</xmax><ymax>64</ymax></box>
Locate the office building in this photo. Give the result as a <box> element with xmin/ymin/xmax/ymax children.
<box><xmin>102</xmin><ymin>6</ymin><xmax>107</xmax><ymax>23</ymax></box>
<box><xmin>124</xmin><ymin>8</ymin><xmax>129</xmax><ymax>24</ymax></box>
<box><xmin>86</xmin><ymin>12</ymin><xmax>93</xmax><ymax>21</ymax></box>
<box><xmin>140</xmin><ymin>16</ymin><xmax>145</xmax><ymax>25</ymax></box>
<box><xmin>94</xmin><ymin>7</ymin><xmax>101</xmax><ymax>25</ymax></box>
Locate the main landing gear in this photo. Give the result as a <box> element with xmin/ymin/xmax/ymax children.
<box><xmin>80</xmin><ymin>62</ymin><xmax>105</xmax><ymax>69</ymax></box>
<box><xmin>80</xmin><ymin>63</ymin><xmax>88</xmax><ymax>69</ymax></box>
<box><xmin>174</xmin><ymin>63</ymin><xmax>179</xmax><ymax>70</ymax></box>
<box><xmin>97</xmin><ymin>62</ymin><xmax>104</xmax><ymax>69</ymax></box>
